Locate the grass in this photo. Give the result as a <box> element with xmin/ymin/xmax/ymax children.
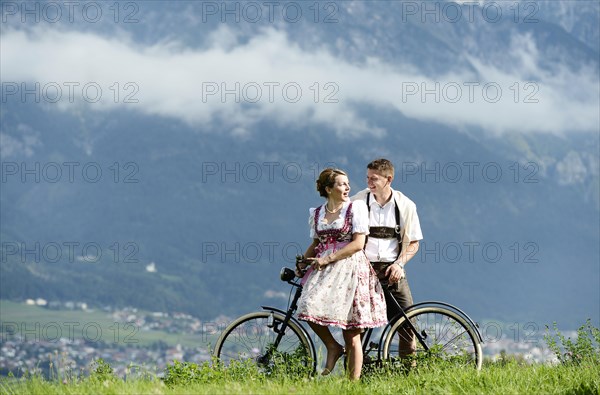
<box><xmin>3</xmin><ymin>310</ymin><xmax>599</xmax><ymax>394</ymax></box>
<box><xmin>1</xmin><ymin>359</ymin><xmax>599</xmax><ymax>395</ymax></box>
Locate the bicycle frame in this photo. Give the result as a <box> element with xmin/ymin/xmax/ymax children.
<box><xmin>360</xmin><ymin>286</ymin><xmax>428</xmax><ymax>362</ymax></box>
<box><xmin>259</xmin><ymin>277</ymin><xmax>317</xmax><ymax>366</ymax></box>
<box><xmin>364</xmin><ymin>292</ymin><xmax>484</xmax><ymax>362</ymax></box>
<box><xmin>251</xmin><ymin>268</ymin><xmax>482</xmax><ymax>369</ymax></box>
<box><xmin>261</xmin><ymin>276</ymin><xmax>422</xmax><ymax>360</ymax></box>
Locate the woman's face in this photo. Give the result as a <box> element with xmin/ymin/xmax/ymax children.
<box><xmin>328</xmin><ymin>175</ymin><xmax>351</xmax><ymax>202</ymax></box>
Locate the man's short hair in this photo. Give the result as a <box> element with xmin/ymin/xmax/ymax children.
<box><xmin>367</xmin><ymin>158</ymin><xmax>394</xmax><ymax>178</ymax></box>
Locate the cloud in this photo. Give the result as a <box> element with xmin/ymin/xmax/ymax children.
<box><xmin>0</xmin><ymin>124</ymin><xmax>42</xmax><ymax>158</ymax></box>
<box><xmin>555</xmin><ymin>151</ymin><xmax>595</xmax><ymax>186</ymax></box>
<box><xmin>1</xmin><ymin>26</ymin><xmax>598</xmax><ymax>137</ymax></box>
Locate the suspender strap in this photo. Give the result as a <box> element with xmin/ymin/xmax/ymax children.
<box><xmin>366</xmin><ymin>192</ymin><xmax>403</xmax><ymax>258</ymax></box>
<box><xmin>394</xmin><ymin>200</ymin><xmax>402</xmax><ymax>243</ymax></box>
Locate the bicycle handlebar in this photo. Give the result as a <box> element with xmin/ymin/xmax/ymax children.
<box><xmin>278</xmin><ymin>254</ymin><xmax>311</xmax><ymax>284</ymax></box>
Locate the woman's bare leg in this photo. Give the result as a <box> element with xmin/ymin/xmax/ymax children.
<box><xmin>307</xmin><ymin>322</ymin><xmax>344</xmax><ymax>375</ymax></box>
<box><xmin>343</xmin><ymin>328</ymin><xmax>363</xmax><ymax>380</ymax></box>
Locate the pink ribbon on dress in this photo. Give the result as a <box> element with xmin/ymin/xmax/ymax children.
<box><xmin>315</xmin><ymin>235</ymin><xmax>338</xmax><ymax>257</ymax></box>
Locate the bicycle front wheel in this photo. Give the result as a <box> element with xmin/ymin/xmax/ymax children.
<box><xmin>382</xmin><ymin>306</ymin><xmax>483</xmax><ymax>370</ymax></box>
<box><xmin>213</xmin><ymin>311</ymin><xmax>316</xmax><ymax>375</ymax></box>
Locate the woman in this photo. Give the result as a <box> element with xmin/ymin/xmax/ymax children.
<box><xmin>296</xmin><ymin>168</ymin><xmax>387</xmax><ymax>380</ymax></box>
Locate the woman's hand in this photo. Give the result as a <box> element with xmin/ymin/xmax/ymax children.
<box><xmin>295</xmin><ymin>257</ymin><xmax>310</xmax><ymax>277</ymax></box>
<box><xmin>306</xmin><ymin>255</ymin><xmax>333</xmax><ymax>271</ymax></box>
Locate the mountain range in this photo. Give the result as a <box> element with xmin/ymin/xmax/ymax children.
<box><xmin>1</xmin><ymin>0</ymin><xmax>598</xmax><ymax>330</ymax></box>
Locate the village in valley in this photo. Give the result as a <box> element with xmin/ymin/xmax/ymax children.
<box><xmin>1</xmin><ymin>299</ymin><xmax>560</xmax><ymax>377</ymax></box>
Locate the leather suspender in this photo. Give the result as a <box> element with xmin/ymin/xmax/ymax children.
<box><xmin>366</xmin><ymin>192</ymin><xmax>403</xmax><ymax>256</ymax></box>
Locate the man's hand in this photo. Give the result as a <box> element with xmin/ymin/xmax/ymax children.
<box><xmin>385</xmin><ymin>263</ymin><xmax>405</xmax><ymax>283</ymax></box>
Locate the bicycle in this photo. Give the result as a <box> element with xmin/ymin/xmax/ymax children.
<box><xmin>213</xmin><ymin>264</ymin><xmax>483</xmax><ymax>375</ymax></box>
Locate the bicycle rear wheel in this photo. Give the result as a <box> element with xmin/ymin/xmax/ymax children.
<box><xmin>382</xmin><ymin>306</ymin><xmax>483</xmax><ymax>370</ymax></box>
<box><xmin>213</xmin><ymin>311</ymin><xmax>316</xmax><ymax>375</ymax></box>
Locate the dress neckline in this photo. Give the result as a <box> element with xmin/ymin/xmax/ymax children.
<box><xmin>319</xmin><ymin>201</ymin><xmax>350</xmax><ymax>224</ymax></box>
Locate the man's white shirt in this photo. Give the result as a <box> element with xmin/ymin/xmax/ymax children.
<box><xmin>352</xmin><ymin>188</ymin><xmax>423</xmax><ymax>263</ymax></box>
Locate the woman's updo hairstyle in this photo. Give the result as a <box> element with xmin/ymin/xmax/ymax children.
<box><xmin>316</xmin><ymin>168</ymin><xmax>347</xmax><ymax>198</ymax></box>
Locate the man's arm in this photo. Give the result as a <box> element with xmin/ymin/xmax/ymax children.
<box><xmin>385</xmin><ymin>240</ymin><xmax>420</xmax><ymax>283</ymax></box>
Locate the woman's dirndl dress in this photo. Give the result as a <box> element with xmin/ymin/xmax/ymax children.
<box><xmin>297</xmin><ymin>200</ymin><xmax>387</xmax><ymax>330</ymax></box>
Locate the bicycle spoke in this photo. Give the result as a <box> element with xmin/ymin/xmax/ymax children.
<box><xmin>440</xmin><ymin>330</ymin><xmax>470</xmax><ymax>352</ymax></box>
<box><xmin>214</xmin><ymin>312</ymin><xmax>315</xmax><ymax>375</ymax></box>
<box><xmin>383</xmin><ymin>306</ymin><xmax>482</xmax><ymax>370</ymax></box>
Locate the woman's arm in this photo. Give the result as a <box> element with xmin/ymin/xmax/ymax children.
<box><xmin>304</xmin><ymin>239</ymin><xmax>320</xmax><ymax>259</ymax></box>
<box><xmin>307</xmin><ymin>233</ymin><xmax>366</xmax><ymax>270</ymax></box>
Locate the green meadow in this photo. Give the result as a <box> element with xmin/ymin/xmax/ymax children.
<box><xmin>2</xmin><ymin>319</ymin><xmax>599</xmax><ymax>395</ymax></box>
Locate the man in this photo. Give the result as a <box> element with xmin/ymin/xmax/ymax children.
<box><xmin>351</xmin><ymin>158</ymin><xmax>423</xmax><ymax>356</ymax></box>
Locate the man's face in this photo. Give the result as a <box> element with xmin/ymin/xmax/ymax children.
<box><xmin>366</xmin><ymin>169</ymin><xmax>392</xmax><ymax>196</ymax></box>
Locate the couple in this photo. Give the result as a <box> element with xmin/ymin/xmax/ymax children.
<box><xmin>296</xmin><ymin>159</ymin><xmax>423</xmax><ymax>380</ymax></box>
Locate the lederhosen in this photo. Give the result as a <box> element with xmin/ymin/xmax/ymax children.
<box><xmin>366</xmin><ymin>192</ymin><xmax>414</xmax><ymax>319</ymax></box>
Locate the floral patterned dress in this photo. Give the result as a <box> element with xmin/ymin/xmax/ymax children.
<box><xmin>297</xmin><ymin>200</ymin><xmax>387</xmax><ymax>330</ymax></box>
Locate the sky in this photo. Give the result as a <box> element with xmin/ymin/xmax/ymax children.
<box><xmin>1</xmin><ymin>1</ymin><xmax>598</xmax><ymax>138</ymax></box>
<box><xmin>0</xmin><ymin>0</ymin><xmax>599</xmax><ymax>337</ymax></box>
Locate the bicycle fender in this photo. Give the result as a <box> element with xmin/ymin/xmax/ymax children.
<box><xmin>408</xmin><ymin>301</ymin><xmax>484</xmax><ymax>343</ymax></box>
<box><xmin>260</xmin><ymin>305</ymin><xmax>289</xmax><ymax>316</ymax></box>
<box><xmin>386</xmin><ymin>302</ymin><xmax>484</xmax><ymax>343</ymax></box>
